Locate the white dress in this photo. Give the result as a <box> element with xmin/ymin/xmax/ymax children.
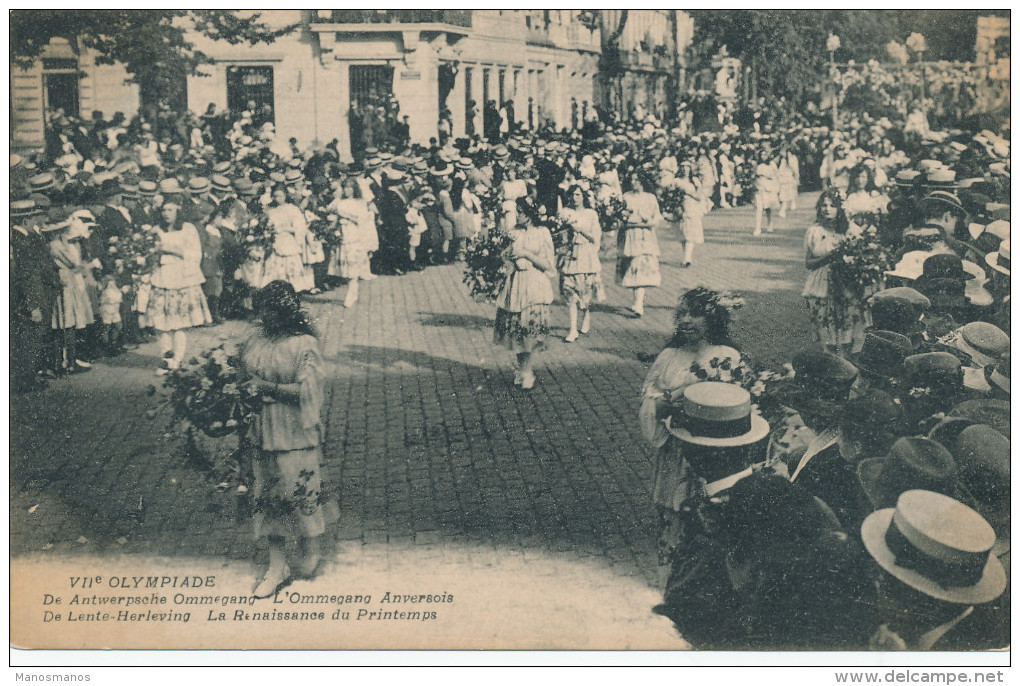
<box><xmin>264</xmin><ymin>203</ymin><xmax>315</xmax><ymax>292</ymax></box>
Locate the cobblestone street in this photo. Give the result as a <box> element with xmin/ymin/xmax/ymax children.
<box><xmin>11</xmin><ymin>194</ymin><xmax>819</xmax><ymax>648</ymax></box>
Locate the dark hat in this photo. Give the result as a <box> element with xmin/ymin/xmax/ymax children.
<box><xmin>787</xmin><ymin>351</ymin><xmax>858</xmax><ymax>402</ymax></box>
<box><xmin>857</xmin><ymin>437</ymin><xmax>961</xmax><ymax>511</ymax></box>
<box><xmin>904</xmin><ymin>352</ymin><xmax>963</xmax><ymax>390</ymax></box>
<box><xmin>430</xmin><ymin>161</ymin><xmax>453</xmax><ymax>177</ymax></box>
<box><xmin>950</xmin><ymin>425</ymin><xmax>1009</xmax><ymax>545</ymax></box>
<box><xmin>839</xmin><ymin>389</ymin><xmax>903</xmax><ymax>438</ymax></box>
<box><xmin>871</xmin><ymin>287</ymin><xmax>931</xmax><ymax>312</ymax></box>
<box><xmin>860</xmin><ymin>490</ymin><xmax>1006</xmax><ymax>605</ymax></box>
<box><xmin>853</xmin><ymin>330</ymin><xmax>914</xmax><ymax>379</ymax></box>
<box><xmin>927</xmin><ymin>399</ymin><xmax>1010</xmax><ymax>444</ymax></box>
<box><xmin>983</xmin><ymin>352</ymin><xmax>1009</xmax><ymax>396</ymax></box>
<box><xmin>915</xmin><ymin>277</ymin><xmax>966</xmax><ymax>310</ymax></box>
<box><xmin>918</xmin><ymin>253</ymin><xmax>975</xmax><ymax>283</ymax></box>
<box><xmin>869</xmin><ymin>297</ymin><xmax>925</xmax><ymax>336</ymax></box>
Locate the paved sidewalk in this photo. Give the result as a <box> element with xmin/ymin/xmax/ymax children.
<box><xmin>10</xmin><ymin>194</ymin><xmax>819</xmax><ymax>647</ymax></box>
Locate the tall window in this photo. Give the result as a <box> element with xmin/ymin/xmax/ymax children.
<box><xmin>42</xmin><ymin>58</ymin><xmax>79</xmax><ymax>120</ymax></box>
<box><xmin>227</xmin><ymin>65</ymin><xmax>275</xmax><ymax>127</ymax></box>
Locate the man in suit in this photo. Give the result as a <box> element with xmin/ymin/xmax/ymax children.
<box><xmin>373</xmin><ymin>166</ymin><xmax>413</xmax><ymax>274</ymax></box>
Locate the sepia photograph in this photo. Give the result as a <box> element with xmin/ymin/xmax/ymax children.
<box><xmin>8</xmin><ymin>8</ymin><xmax>1011</xmax><ymax>660</ymax></box>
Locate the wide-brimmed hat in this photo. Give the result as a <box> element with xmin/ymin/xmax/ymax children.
<box><xmin>985</xmin><ymin>239</ymin><xmax>1010</xmax><ymax>276</ymax></box>
<box><xmin>857</xmin><ymin>438</ymin><xmax>961</xmax><ymax>511</ymax></box>
<box><xmin>923</xmin><ymin>190</ymin><xmax>967</xmax><ymax>215</ymax></box>
<box><xmin>159</xmin><ymin>178</ymin><xmax>183</xmax><ymax>196</ymax></box>
<box><xmin>210</xmin><ymin>174</ymin><xmax>233</xmax><ymax>192</ymax></box>
<box><xmin>872</xmin><ymin>286</ymin><xmax>930</xmax><ymax>312</ymax></box>
<box><xmin>885</xmin><ymin>250</ymin><xmax>932</xmax><ymax>281</ymax></box>
<box><xmin>666</xmin><ymin>382</ymin><xmax>770</xmax><ymax>495</ymax></box>
<box><xmin>853</xmin><ymin>330</ymin><xmax>914</xmax><ymax>379</ymax></box>
<box><xmin>429</xmin><ymin>161</ymin><xmax>453</xmax><ymax>177</ymax></box>
<box><xmin>894</xmin><ymin>169</ymin><xmax>922</xmax><ymax>186</ymax></box>
<box><xmin>918</xmin><ymin>253</ymin><xmax>975</xmax><ymax>283</ymax></box>
<box><xmin>11</xmin><ymin>199</ymin><xmax>36</xmax><ymax>218</ymax></box>
<box><xmin>187</xmin><ymin>176</ymin><xmax>211</xmax><ymax>194</ymax></box>
<box><xmin>941</xmin><ymin>321</ymin><xmax>1009</xmax><ymax>368</ymax></box>
<box><xmin>29</xmin><ymin>173</ymin><xmax>55</xmax><ymax>192</ymax></box>
<box><xmin>861</xmin><ymin>490</ymin><xmax>1006</xmax><ymax>605</ymax></box>
<box><xmin>927</xmin><ymin>397</ymin><xmax>1011</xmax><ymax>449</ymax></box>
<box><xmin>785</xmin><ymin>350</ymin><xmax>858</xmax><ymax>402</ymax></box>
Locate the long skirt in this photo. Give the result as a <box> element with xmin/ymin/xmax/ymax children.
<box><xmin>804</xmin><ymin>295</ymin><xmax>870</xmax><ymax>352</ymax></box>
<box><xmin>616</xmin><ymin>255</ymin><xmax>661</xmax><ymax>288</ymax></box>
<box><xmin>329</xmin><ymin>244</ymin><xmax>372</xmax><ymax>280</ymax></box>
<box><xmin>560</xmin><ymin>273</ymin><xmax>597</xmax><ymax>310</ymax></box>
<box><xmin>493</xmin><ymin>304</ymin><xmax>549</xmax><ymax>354</ymax></box>
<box><xmin>264</xmin><ymin>252</ymin><xmax>314</xmax><ymax>292</ymax></box>
<box><xmin>145</xmin><ymin>284</ymin><xmax>211</xmax><ymax>332</ymax></box>
<box><xmin>252</xmin><ymin>446</ymin><xmax>328</xmax><ymax>540</ymax></box>
<box><xmin>52</xmin><ymin>277</ymin><xmax>95</xmax><ymax>330</ymax></box>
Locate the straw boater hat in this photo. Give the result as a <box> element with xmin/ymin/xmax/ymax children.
<box><xmin>210</xmin><ymin>174</ymin><xmax>233</xmax><ymax>193</ymax></box>
<box><xmin>666</xmin><ymin>382</ymin><xmax>770</xmax><ymax>496</ymax></box>
<box><xmin>941</xmin><ymin>322</ymin><xmax>1010</xmax><ymax>368</ymax></box>
<box><xmin>985</xmin><ymin>240</ymin><xmax>1010</xmax><ymax>276</ymax></box>
<box><xmin>187</xmin><ymin>177</ymin><xmax>211</xmax><ymax>194</ymax></box>
<box><xmin>11</xmin><ymin>199</ymin><xmax>36</xmax><ymax>219</ymax></box>
<box><xmin>861</xmin><ymin>490</ymin><xmax>1006</xmax><ymax>605</ymax></box>
<box><xmin>137</xmin><ymin>180</ymin><xmax>158</xmax><ymax>197</ymax></box>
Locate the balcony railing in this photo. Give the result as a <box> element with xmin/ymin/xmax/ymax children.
<box><xmin>327</xmin><ymin>10</ymin><xmax>472</xmax><ymax>28</ymax></box>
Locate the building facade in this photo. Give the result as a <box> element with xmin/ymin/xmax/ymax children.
<box><xmin>11</xmin><ymin>10</ymin><xmax>608</xmax><ymax>159</ymax></box>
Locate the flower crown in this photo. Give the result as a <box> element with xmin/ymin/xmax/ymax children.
<box><xmin>679</xmin><ymin>287</ymin><xmax>745</xmax><ymax>321</ymax></box>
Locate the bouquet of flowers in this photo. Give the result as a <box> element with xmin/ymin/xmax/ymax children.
<box><xmin>827</xmin><ymin>224</ymin><xmax>890</xmax><ymax>329</ymax></box>
<box><xmin>596</xmin><ymin>195</ymin><xmax>629</xmax><ymax>234</ymax></box>
<box><xmin>162</xmin><ymin>344</ymin><xmax>263</xmax><ymax>439</ymax></box>
<box><xmin>658</xmin><ymin>185</ymin><xmax>686</xmax><ymax>223</ymax></box>
<box><xmin>843</xmin><ymin>190</ymin><xmax>890</xmax><ymax>230</ymax></box>
<box><xmin>545</xmin><ymin>214</ymin><xmax>575</xmax><ymax>269</ymax></box>
<box><xmin>108</xmin><ymin>226</ymin><xmax>159</xmax><ymax>281</ymax></box>
<box><xmin>479</xmin><ymin>185</ymin><xmax>505</xmax><ymax>230</ymax></box>
<box><xmin>238</xmin><ymin>213</ymin><xmax>275</xmax><ymax>256</ymax></box>
<box><xmin>307</xmin><ymin>212</ymin><xmax>343</xmax><ymax>248</ymax></box>
<box><xmin>462</xmin><ymin>228</ymin><xmax>514</xmax><ymax>302</ymax></box>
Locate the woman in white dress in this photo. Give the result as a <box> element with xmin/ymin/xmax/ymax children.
<box><xmin>146</xmin><ymin>201</ymin><xmax>212</xmax><ymax>374</ymax></box>
<box><xmin>617</xmin><ymin>173</ymin><xmax>662</xmax><ymax>317</ymax></box>
<box><xmin>265</xmin><ymin>185</ymin><xmax>315</xmax><ymax>293</ymax></box>
<box><xmin>558</xmin><ymin>184</ymin><xmax>603</xmax><ymax>342</ymax></box>
<box><xmin>327</xmin><ymin>178</ymin><xmax>374</xmax><ymax>308</ymax></box>
<box><xmin>675</xmin><ymin>161</ymin><xmax>707</xmax><ymax>268</ymax></box>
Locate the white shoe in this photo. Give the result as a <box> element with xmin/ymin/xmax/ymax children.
<box><xmin>253</xmin><ymin>564</ymin><xmax>290</xmax><ymax>599</ymax></box>
<box><xmin>520</xmin><ymin>371</ymin><xmax>536</xmax><ymax>390</ymax></box>
<box><xmin>579</xmin><ymin>321</ymin><xmax>590</xmax><ymax>335</ymax></box>
<box><xmin>74</xmin><ymin>359</ymin><xmax>92</xmax><ymax>369</ymax></box>
<box><xmin>564</xmin><ymin>331</ymin><xmax>579</xmax><ymax>343</ymax></box>
<box><xmin>513</xmin><ymin>371</ymin><xmax>523</xmax><ymax>386</ymax></box>
<box><xmin>752</xmin><ymin>230</ymin><xmax>761</xmax><ymax>237</ymax></box>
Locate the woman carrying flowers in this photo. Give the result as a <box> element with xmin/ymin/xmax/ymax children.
<box><xmin>617</xmin><ymin>173</ymin><xmax>662</xmax><ymax>317</ymax></box>
<box><xmin>493</xmin><ymin>196</ymin><xmax>556</xmax><ymax>390</ymax></box>
<box><xmin>242</xmin><ymin>280</ymin><xmax>333</xmax><ymax>597</ymax></box>
<box><xmin>674</xmin><ymin>160</ymin><xmax>707</xmax><ymax>268</ymax></box>
<box><xmin>48</xmin><ymin>212</ymin><xmax>96</xmax><ymax>374</ymax></box>
<box><xmin>147</xmin><ymin>200</ymin><xmax>212</xmax><ymax>374</ymax></box>
<box><xmin>639</xmin><ymin>287</ymin><xmax>745</xmax><ymax>568</ymax></box>
<box><xmin>558</xmin><ymin>183</ymin><xmax>602</xmax><ymax>342</ymax></box>
<box><xmin>803</xmin><ymin>189</ymin><xmax>872</xmax><ymax>357</ymax></box>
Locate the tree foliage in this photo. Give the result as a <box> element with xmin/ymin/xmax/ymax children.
<box><xmin>688</xmin><ymin>10</ymin><xmax>1006</xmax><ymax>109</ymax></box>
<box><xmin>10</xmin><ymin>10</ymin><xmax>296</xmax><ymax>106</ymax></box>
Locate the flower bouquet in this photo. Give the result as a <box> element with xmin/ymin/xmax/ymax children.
<box><xmin>546</xmin><ymin>215</ymin><xmax>574</xmax><ymax>270</ymax></box>
<box><xmin>658</xmin><ymin>185</ymin><xmax>686</xmax><ymax>223</ymax></box>
<box><xmin>462</xmin><ymin>227</ymin><xmax>514</xmax><ymax>302</ymax></box>
<box><xmin>826</xmin><ymin>224</ymin><xmax>890</xmax><ymax>329</ymax></box>
<box><xmin>108</xmin><ymin>227</ymin><xmax>159</xmax><ymax>281</ymax></box>
<box><xmin>843</xmin><ymin>190</ymin><xmax>890</xmax><ymax>231</ymax></box>
<box><xmin>307</xmin><ymin>211</ymin><xmax>343</xmax><ymax>248</ymax></box>
<box><xmin>596</xmin><ymin>195</ymin><xmax>629</xmax><ymax>235</ymax></box>
<box><xmin>163</xmin><ymin>344</ymin><xmax>263</xmax><ymax>439</ymax></box>
<box><xmin>238</xmin><ymin>213</ymin><xmax>275</xmax><ymax>257</ymax></box>
<box><xmin>479</xmin><ymin>185</ymin><xmax>505</xmax><ymax>230</ymax></box>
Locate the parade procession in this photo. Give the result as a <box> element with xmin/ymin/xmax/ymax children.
<box><xmin>8</xmin><ymin>10</ymin><xmax>1012</xmax><ymax>653</ymax></box>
